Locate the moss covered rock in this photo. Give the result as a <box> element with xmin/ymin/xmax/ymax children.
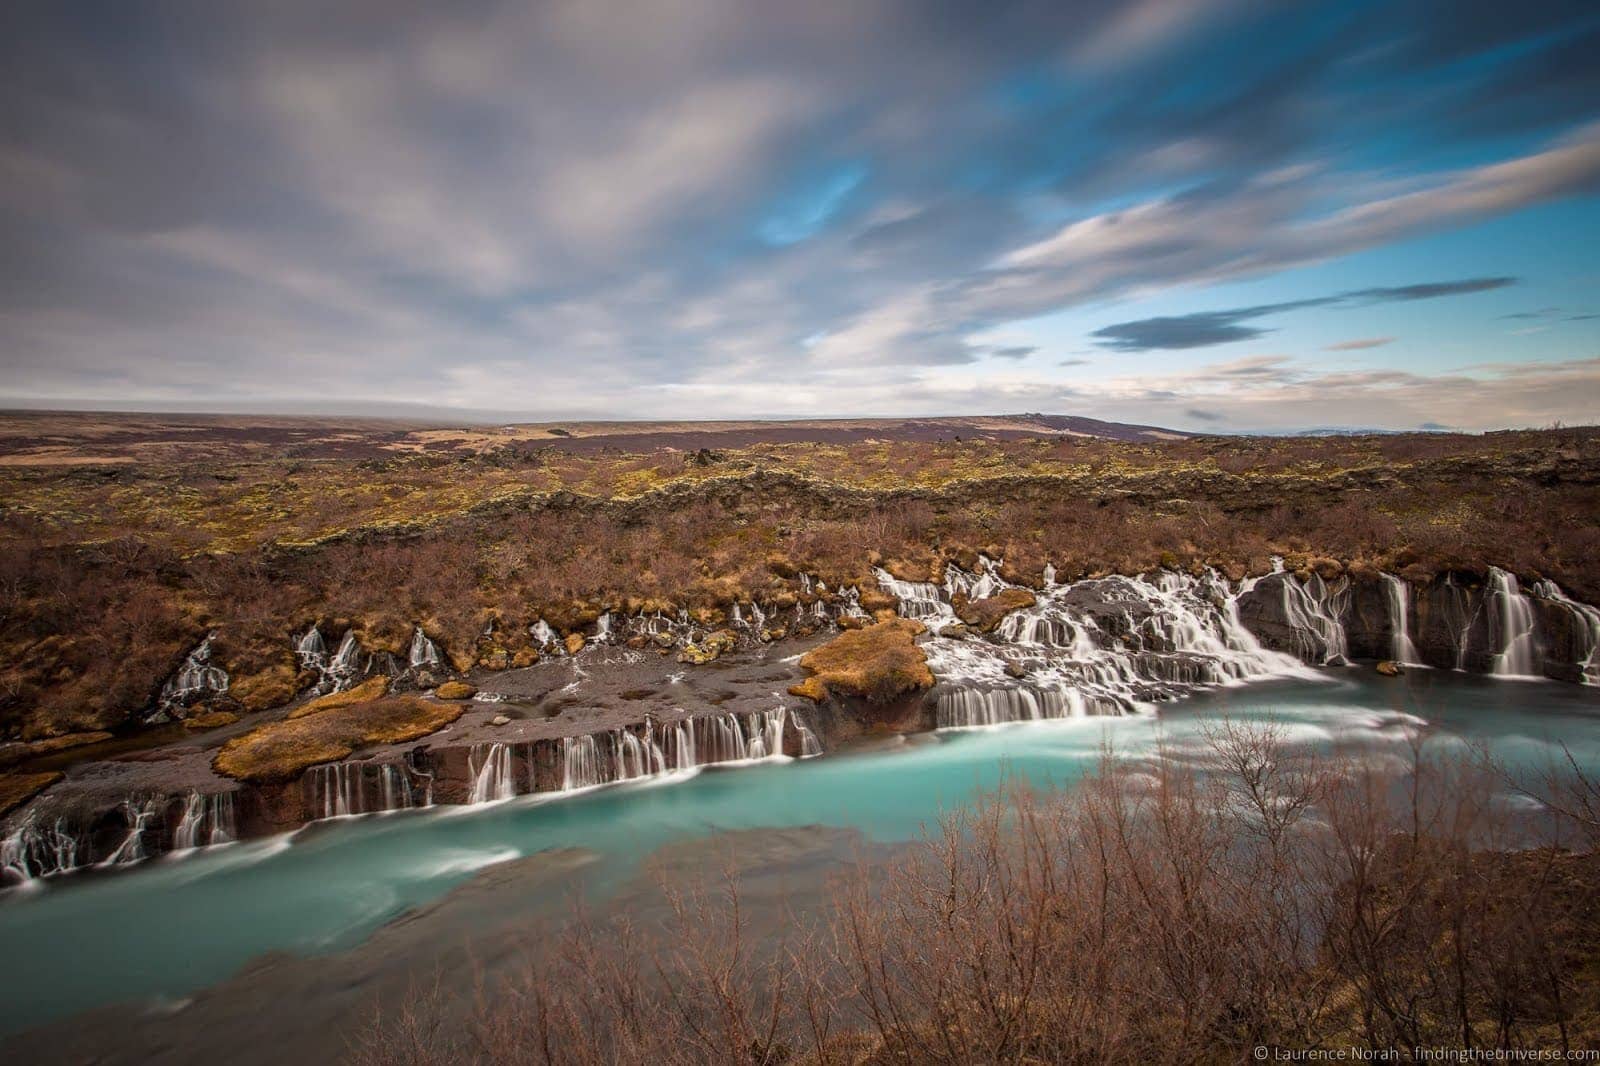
<box><xmin>286</xmin><ymin>676</ymin><xmax>389</xmax><ymax>720</ymax></box>
<box><xmin>214</xmin><ymin>695</ymin><xmax>463</xmax><ymax>783</ymax></box>
<box><xmin>789</xmin><ymin>618</ymin><xmax>933</xmax><ymax>703</ymax></box>
<box><xmin>955</xmin><ymin>588</ymin><xmax>1036</xmax><ymax>633</ymax></box>
<box><xmin>435</xmin><ymin>680</ymin><xmax>477</xmax><ymax>700</ymax></box>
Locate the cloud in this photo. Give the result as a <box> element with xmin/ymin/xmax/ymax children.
<box><xmin>1091</xmin><ymin>310</ymin><xmax>1282</xmax><ymax>352</ymax></box>
<box><xmin>1325</xmin><ymin>337</ymin><xmax>1395</xmax><ymax>351</ymax></box>
<box><xmin>1185</xmin><ymin>408</ymin><xmax>1225</xmax><ymax>422</ymax></box>
<box><xmin>988</xmin><ymin>345</ymin><xmax>1037</xmax><ymax>360</ymax></box>
<box><xmin>0</xmin><ymin>1</ymin><xmax>1595</xmax><ymax>429</ymax></box>
<box><xmin>1091</xmin><ymin>278</ymin><xmax>1512</xmax><ymax>352</ymax></box>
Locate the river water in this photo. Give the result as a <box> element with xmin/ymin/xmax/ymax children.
<box><xmin>2</xmin><ymin>667</ymin><xmax>1599</xmax><ymax>1038</ymax></box>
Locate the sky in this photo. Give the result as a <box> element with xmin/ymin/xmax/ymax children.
<box><xmin>1</xmin><ymin>0</ymin><xmax>1598</xmax><ymax>433</ymax></box>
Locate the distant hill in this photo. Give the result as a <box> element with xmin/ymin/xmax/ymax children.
<box><xmin>0</xmin><ymin>411</ymin><xmax>1188</xmax><ymax>465</ymax></box>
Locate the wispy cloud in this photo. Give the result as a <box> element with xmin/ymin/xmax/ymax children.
<box><xmin>1091</xmin><ymin>278</ymin><xmax>1512</xmax><ymax>352</ymax></box>
<box><xmin>0</xmin><ymin>2</ymin><xmax>1594</xmax><ymax>429</ymax></box>
<box><xmin>1325</xmin><ymin>337</ymin><xmax>1395</xmax><ymax>351</ymax></box>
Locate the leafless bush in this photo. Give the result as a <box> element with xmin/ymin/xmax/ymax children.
<box><xmin>351</xmin><ymin>727</ymin><xmax>1600</xmax><ymax>1065</ymax></box>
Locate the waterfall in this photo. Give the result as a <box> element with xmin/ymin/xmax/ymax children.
<box><xmin>615</xmin><ymin>727</ymin><xmax>667</xmax><ymax>780</ymax></box>
<box><xmin>308</xmin><ymin>763</ymin><xmax>358</xmax><ymax>819</ymax></box>
<box><xmin>153</xmin><ymin>635</ymin><xmax>230</xmax><ymax>719</ymax></box>
<box><xmin>2</xmin><ymin>816</ymin><xmax>82</xmax><ymax>885</ymax></box>
<box><xmin>663</xmin><ymin>721</ymin><xmax>696</xmax><ymax>771</ymax></box>
<box><xmin>172</xmin><ymin>791</ymin><xmax>237</xmax><ymax>850</ymax></box>
<box><xmin>327</xmin><ymin>631</ymin><xmax>365</xmax><ymax>688</ymax></box>
<box><xmin>1533</xmin><ymin>579</ymin><xmax>1600</xmax><ymax>685</ymax></box>
<box><xmin>101</xmin><ymin>797</ymin><xmax>164</xmax><ymax>866</ymax></box>
<box><xmin>594</xmin><ymin>612</ymin><xmax>613</xmax><ymax>644</ymax></box>
<box><xmin>792</xmin><ymin>711</ymin><xmax>824</xmax><ymax>757</ymax></box>
<box><xmin>873</xmin><ymin>567</ymin><xmax>956</xmax><ymax>625</ymax></box>
<box><xmin>296</xmin><ymin>625</ymin><xmax>327</xmax><ymax>668</ymax></box>
<box><xmin>1379</xmin><ymin>573</ymin><xmax>1421</xmax><ymax>665</ymax></box>
<box><xmin>1266</xmin><ymin>573</ymin><xmax>1351</xmax><ymax>664</ymax></box>
<box><xmin>530</xmin><ymin>619</ymin><xmax>558</xmax><ymax>648</ymax></box>
<box><xmin>562</xmin><ymin>735</ymin><xmax>603</xmax><ymax>791</ymax></box>
<box><xmin>744</xmin><ymin>706</ymin><xmax>786</xmax><ymax>760</ymax></box>
<box><xmin>936</xmin><ymin>685</ymin><xmax>1095</xmax><ymax>729</ymax></box>
<box><xmin>1488</xmin><ymin>568</ymin><xmax>1539</xmax><ymax>677</ymax></box>
<box><xmin>379</xmin><ymin>764</ymin><xmax>413</xmax><ymax>812</ymax></box>
<box><xmin>887</xmin><ymin>564</ymin><xmax>1316</xmax><ymax>732</ymax></box>
<box><xmin>409</xmin><ymin>626</ymin><xmax>443</xmax><ymax>670</ymax></box>
<box><xmin>468</xmin><ymin>743</ymin><xmax>516</xmax><ymax>803</ymax></box>
<box><xmin>306</xmin><ymin>761</ymin><xmax>416</xmax><ymax>819</ymax></box>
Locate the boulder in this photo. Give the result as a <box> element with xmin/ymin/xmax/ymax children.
<box><xmin>1375</xmin><ymin>660</ymin><xmax>1403</xmax><ymax>677</ymax></box>
<box><xmin>434</xmin><ymin>680</ymin><xmax>477</xmax><ymax>700</ymax></box>
<box><xmin>564</xmin><ymin>633</ymin><xmax>586</xmax><ymax>656</ymax></box>
<box><xmin>955</xmin><ymin>588</ymin><xmax>1036</xmax><ymax>633</ymax></box>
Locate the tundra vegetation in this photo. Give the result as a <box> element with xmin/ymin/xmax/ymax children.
<box><xmin>350</xmin><ymin>725</ymin><xmax>1600</xmax><ymax>1065</ymax></box>
<box><xmin>0</xmin><ymin>420</ymin><xmax>1596</xmax><ymax>740</ymax></box>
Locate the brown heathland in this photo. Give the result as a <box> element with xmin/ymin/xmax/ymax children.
<box><xmin>1</xmin><ymin>414</ymin><xmax>1597</xmax><ymax>738</ymax></box>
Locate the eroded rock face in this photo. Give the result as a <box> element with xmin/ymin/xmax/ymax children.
<box><xmin>1234</xmin><ymin>572</ymin><xmax>1350</xmax><ymax>664</ymax></box>
<box><xmin>1233</xmin><ymin>567</ymin><xmax>1600</xmax><ymax>683</ymax></box>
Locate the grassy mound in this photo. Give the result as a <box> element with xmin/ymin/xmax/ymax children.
<box><xmin>956</xmin><ymin>587</ymin><xmax>1036</xmax><ymax>632</ymax></box>
<box><xmin>214</xmin><ymin>695</ymin><xmax>462</xmax><ymax>783</ymax></box>
<box><xmin>790</xmin><ymin>618</ymin><xmax>932</xmax><ymax>703</ymax></box>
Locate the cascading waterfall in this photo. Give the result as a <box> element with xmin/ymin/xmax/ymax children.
<box><xmin>1264</xmin><ymin>572</ymin><xmax>1351</xmax><ymax>664</ymax></box>
<box><xmin>306</xmin><ymin>761</ymin><xmax>416</xmax><ymax>819</ymax></box>
<box><xmin>936</xmin><ymin>686</ymin><xmax>1095</xmax><ymax>729</ymax></box>
<box><xmin>1533</xmin><ymin>579</ymin><xmax>1600</xmax><ymax>685</ymax></box>
<box><xmin>152</xmin><ymin>635</ymin><xmax>229</xmax><ymax>720</ymax></box>
<box><xmin>1</xmin><ymin>816</ymin><xmax>81</xmax><ymax>885</ymax></box>
<box><xmin>467</xmin><ymin>744</ymin><xmax>516</xmax><ymax>803</ymax></box>
<box><xmin>296</xmin><ymin>625</ymin><xmax>327</xmax><ymax>668</ymax></box>
<box><xmin>101</xmin><ymin>797</ymin><xmax>165</xmax><ymax>866</ymax></box>
<box><xmin>1379</xmin><ymin>573</ymin><xmax>1422</xmax><ymax>665</ymax></box>
<box><xmin>172</xmin><ymin>791</ymin><xmax>237</xmax><ymax>850</ymax></box>
<box><xmin>409</xmin><ymin>626</ymin><xmax>443</xmax><ymax>670</ymax></box>
<box><xmin>873</xmin><ymin>567</ymin><xmax>956</xmax><ymax>625</ymax></box>
<box><xmin>1488</xmin><ymin>567</ymin><xmax>1539</xmax><ymax>677</ymax></box>
<box><xmin>561</xmin><ymin>734</ymin><xmax>603</xmax><ymax>791</ymax></box>
<box><xmin>892</xmin><ymin>563</ymin><xmax>1316</xmax><ymax>730</ymax></box>
<box><xmin>791</xmin><ymin>710</ymin><xmax>824</xmax><ymax>757</ymax></box>
<box><xmin>662</xmin><ymin>721</ymin><xmax>696</xmax><ymax>771</ymax></box>
<box><xmin>530</xmin><ymin>619</ymin><xmax>558</xmax><ymax>648</ymax></box>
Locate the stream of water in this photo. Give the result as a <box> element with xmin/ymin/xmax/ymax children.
<box><xmin>2</xmin><ymin>668</ymin><xmax>1599</xmax><ymax>1037</ymax></box>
